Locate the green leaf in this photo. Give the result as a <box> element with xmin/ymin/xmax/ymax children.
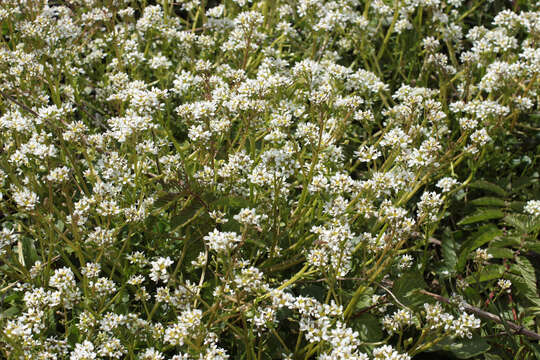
<box><xmin>353</xmin><ymin>313</ymin><xmax>383</xmax><ymax>341</ymax></box>
<box><xmin>433</xmin><ymin>335</ymin><xmax>491</xmax><ymax>359</ymax></box>
<box><xmin>392</xmin><ymin>271</ymin><xmax>431</xmax><ymax>307</ymax></box>
<box><xmin>491</xmin><ymin>235</ymin><xmax>521</xmax><ymax>248</ymax></box>
<box><xmin>458</xmin><ymin>209</ymin><xmax>505</xmax><ymax>226</ymax></box>
<box><xmin>487</xmin><ymin>247</ymin><xmax>514</xmax><ymax>259</ymax></box>
<box><xmin>170</xmin><ymin>202</ymin><xmax>206</xmax><ymax>230</ymax></box>
<box><xmin>509</xmin><ymin>201</ymin><xmax>527</xmax><ymax>211</ymax></box>
<box><xmin>457</xmin><ymin>225</ymin><xmax>502</xmax><ymax>272</ymax></box>
<box><xmin>469</xmin><ymin>180</ymin><xmax>508</xmax><ymax>197</ymax></box>
<box><xmin>503</xmin><ymin>214</ymin><xmax>540</xmax><ymax>233</ymax></box>
<box><xmin>526</xmin><ymin>241</ymin><xmax>540</xmax><ymax>253</ymax></box>
<box><xmin>484</xmin><ymin>354</ymin><xmax>503</xmax><ymax>360</ymax></box>
<box><xmin>154</xmin><ymin>191</ymin><xmax>184</xmax><ymax>209</ymax></box>
<box><xmin>440</xmin><ymin>230</ymin><xmax>458</xmax><ymax>275</ymax></box>
<box><xmin>465</xmin><ymin>264</ymin><xmax>506</xmax><ymax>284</ymax></box>
<box><xmin>469</xmin><ymin>197</ymin><xmax>506</xmax><ymax>207</ymax></box>
<box><xmin>210</xmin><ymin>195</ymin><xmax>251</xmax><ymax>210</ymax></box>
<box><xmin>0</xmin><ymin>305</ymin><xmax>19</xmax><ymax>319</ymax></box>
<box><xmin>21</xmin><ymin>237</ymin><xmax>39</xmax><ymax>265</ymax></box>
<box><xmin>450</xmin><ymin>336</ymin><xmax>491</xmax><ymax>359</ymax></box>
<box><xmin>508</xmin><ymin>257</ymin><xmax>540</xmax><ymax>306</ymax></box>
<box><xmin>352</xmin><ymin>289</ymin><xmax>375</xmax><ymax>312</ymax></box>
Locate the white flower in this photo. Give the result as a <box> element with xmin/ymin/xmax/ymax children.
<box><xmin>70</xmin><ymin>340</ymin><xmax>96</xmax><ymax>360</ymax></box>
<box><xmin>12</xmin><ymin>187</ymin><xmax>39</xmax><ymax>210</ymax></box>
<box><xmin>524</xmin><ymin>200</ymin><xmax>540</xmax><ymax>217</ymax></box>
<box><xmin>398</xmin><ymin>254</ymin><xmax>413</xmax><ymax>270</ymax></box>
<box><xmin>47</xmin><ymin>166</ymin><xmax>70</xmax><ymax>183</ymax></box>
<box><xmin>497</xmin><ymin>279</ymin><xmax>512</xmax><ymax>292</ymax></box>
<box><xmin>436</xmin><ymin>177</ymin><xmax>459</xmax><ymax>192</ymax></box>
<box><xmin>149</xmin><ymin>257</ymin><xmax>174</xmax><ymax>282</ymax></box>
<box><xmin>451</xmin><ymin>313</ymin><xmax>481</xmax><ymax>339</ymax></box>
<box><xmin>204</xmin><ymin>229</ymin><xmax>242</xmax><ymax>252</ymax></box>
<box><xmin>81</xmin><ymin>263</ymin><xmax>101</xmax><ymax>278</ymax></box>
<box><xmin>141</xmin><ymin>348</ymin><xmax>164</xmax><ymax>360</ymax></box>
<box><xmin>164</xmin><ymin>309</ymin><xmax>203</xmax><ymax>346</ymax></box>
<box><xmin>474</xmin><ymin>248</ymin><xmax>492</xmax><ymax>264</ymax></box>
<box><xmin>233</xmin><ymin>208</ymin><xmax>267</xmax><ymax>228</ymax></box>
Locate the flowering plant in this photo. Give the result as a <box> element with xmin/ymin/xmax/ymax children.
<box><xmin>1</xmin><ymin>0</ymin><xmax>539</xmax><ymax>359</ymax></box>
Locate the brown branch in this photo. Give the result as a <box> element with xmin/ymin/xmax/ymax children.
<box><xmin>0</xmin><ymin>90</ymin><xmax>39</xmax><ymax>117</ymax></box>
<box><xmin>419</xmin><ymin>289</ymin><xmax>540</xmax><ymax>341</ymax></box>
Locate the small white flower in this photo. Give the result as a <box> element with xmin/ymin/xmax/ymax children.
<box><xmin>149</xmin><ymin>257</ymin><xmax>174</xmax><ymax>282</ymax></box>
<box><xmin>524</xmin><ymin>200</ymin><xmax>540</xmax><ymax>217</ymax></box>
<box><xmin>12</xmin><ymin>187</ymin><xmax>39</xmax><ymax>210</ymax></box>
<box><xmin>204</xmin><ymin>229</ymin><xmax>242</xmax><ymax>252</ymax></box>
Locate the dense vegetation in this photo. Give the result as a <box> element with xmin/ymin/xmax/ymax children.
<box><xmin>0</xmin><ymin>0</ymin><xmax>539</xmax><ymax>359</ymax></box>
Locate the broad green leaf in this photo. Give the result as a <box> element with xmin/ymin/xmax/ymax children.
<box><xmin>470</xmin><ymin>197</ymin><xmax>506</xmax><ymax>207</ymax></box>
<box><xmin>441</xmin><ymin>230</ymin><xmax>458</xmax><ymax>274</ymax></box>
<box><xmin>431</xmin><ymin>335</ymin><xmax>491</xmax><ymax>359</ymax></box>
<box><xmin>450</xmin><ymin>336</ymin><xmax>491</xmax><ymax>359</ymax></box>
<box><xmin>491</xmin><ymin>234</ymin><xmax>521</xmax><ymax>248</ymax></box>
<box><xmin>353</xmin><ymin>313</ymin><xmax>383</xmax><ymax>341</ymax></box>
<box><xmin>353</xmin><ymin>291</ymin><xmax>375</xmax><ymax>312</ymax></box>
<box><xmin>465</xmin><ymin>264</ymin><xmax>506</xmax><ymax>284</ymax></box>
<box><xmin>469</xmin><ymin>180</ymin><xmax>508</xmax><ymax>197</ymax></box>
<box><xmin>0</xmin><ymin>305</ymin><xmax>19</xmax><ymax>319</ymax></box>
<box><xmin>392</xmin><ymin>271</ymin><xmax>431</xmax><ymax>307</ymax></box>
<box><xmin>21</xmin><ymin>237</ymin><xmax>39</xmax><ymax>265</ymax></box>
<box><xmin>458</xmin><ymin>209</ymin><xmax>504</xmax><ymax>226</ymax></box>
<box><xmin>487</xmin><ymin>247</ymin><xmax>514</xmax><ymax>259</ymax></box>
<box><xmin>509</xmin><ymin>201</ymin><xmax>527</xmax><ymax>211</ymax></box>
<box><xmin>457</xmin><ymin>225</ymin><xmax>502</xmax><ymax>271</ymax></box>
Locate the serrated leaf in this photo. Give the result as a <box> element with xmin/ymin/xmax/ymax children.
<box><xmin>526</xmin><ymin>241</ymin><xmax>540</xmax><ymax>253</ymax></box>
<box><xmin>503</xmin><ymin>214</ymin><xmax>540</xmax><ymax>233</ymax></box>
<box><xmin>469</xmin><ymin>197</ymin><xmax>506</xmax><ymax>207</ymax></box>
<box><xmin>507</xmin><ymin>258</ymin><xmax>540</xmax><ymax>307</ymax></box>
<box><xmin>469</xmin><ymin>180</ymin><xmax>508</xmax><ymax>197</ymax></box>
<box><xmin>458</xmin><ymin>209</ymin><xmax>504</xmax><ymax>226</ymax></box>
<box><xmin>514</xmin><ymin>257</ymin><xmax>538</xmax><ymax>295</ymax></box>
<box><xmin>507</xmin><ymin>273</ymin><xmax>540</xmax><ymax>307</ymax></box>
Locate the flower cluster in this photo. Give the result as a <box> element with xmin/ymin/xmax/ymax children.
<box><xmin>0</xmin><ymin>0</ymin><xmax>538</xmax><ymax>358</ymax></box>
